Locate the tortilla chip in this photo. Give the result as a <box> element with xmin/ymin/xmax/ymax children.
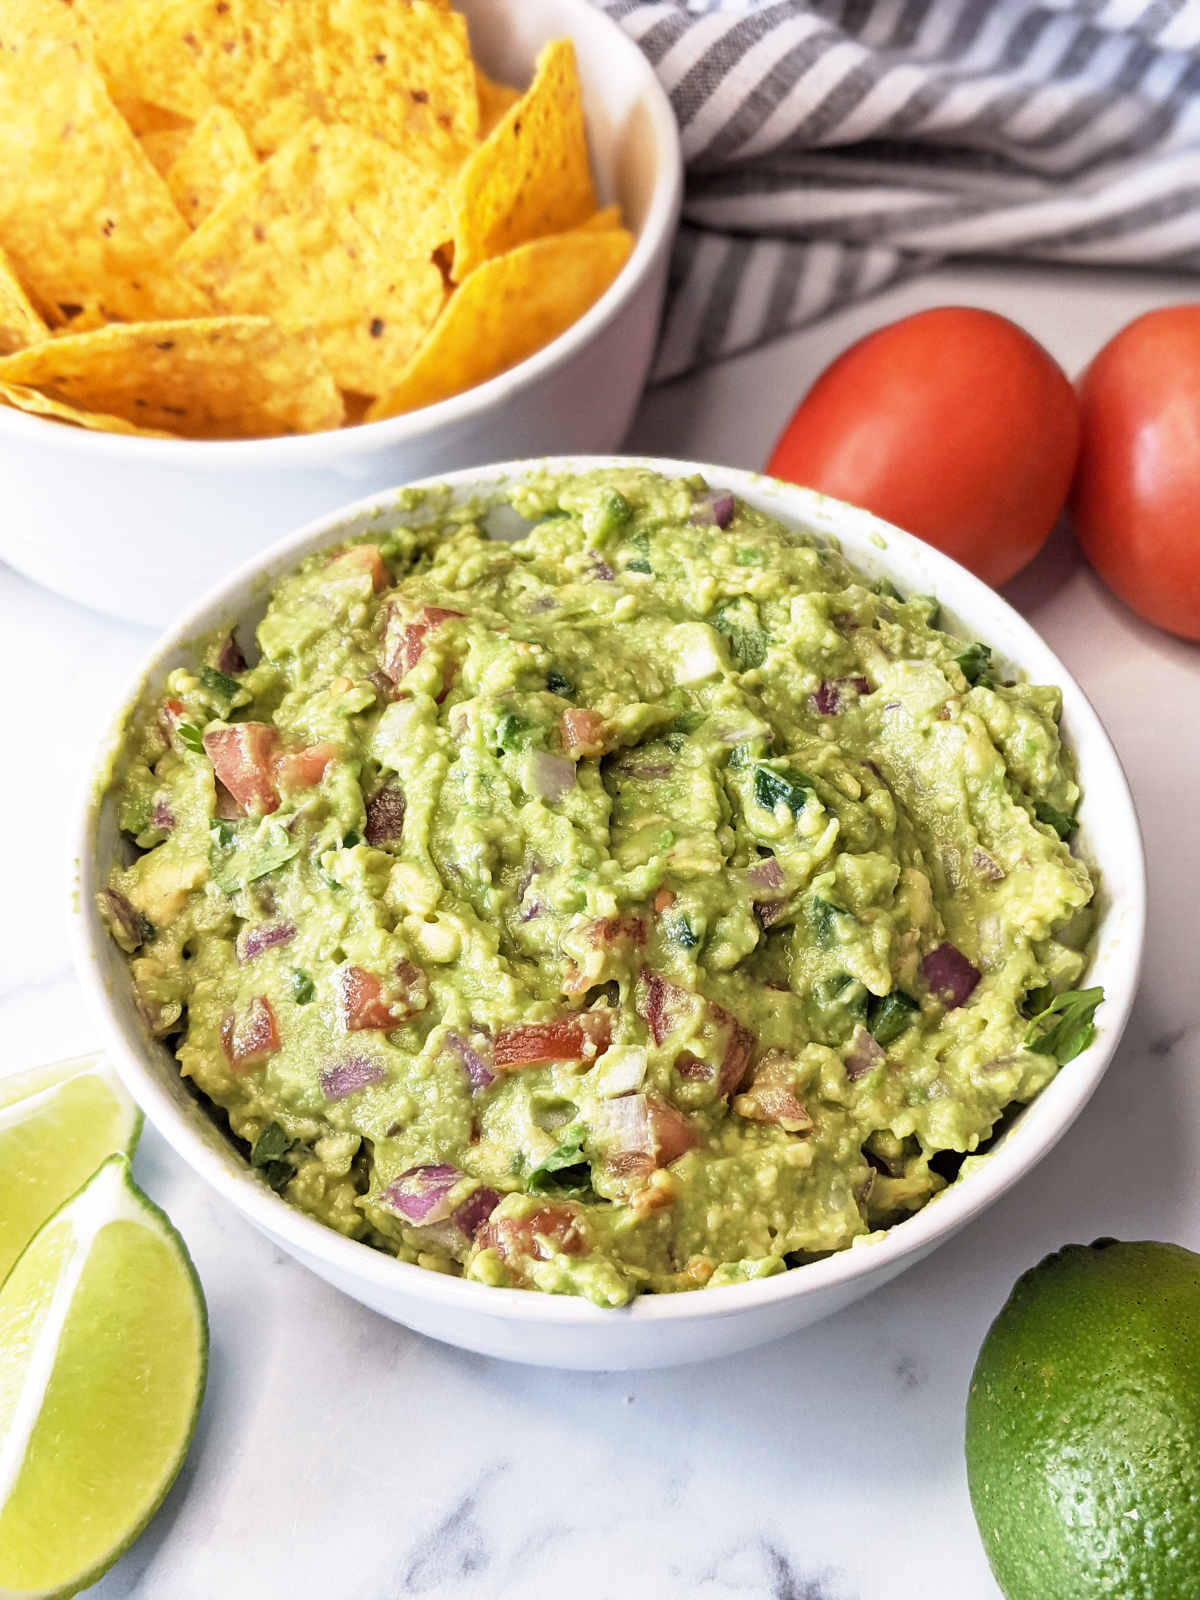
<box><xmin>578</xmin><ymin>205</ymin><xmax>623</xmax><ymax>233</ymax></box>
<box><xmin>451</xmin><ymin>40</ymin><xmax>596</xmax><ymax>283</ymax></box>
<box><xmin>173</xmin><ymin>120</ymin><xmax>450</xmax><ymax>394</ymax></box>
<box><xmin>0</xmin><ymin>35</ymin><xmax>189</xmax><ymax>322</ymax></box>
<box><xmin>0</xmin><ymin>246</ymin><xmax>48</xmax><ymax>354</ymax></box>
<box><xmin>140</xmin><ymin>124</ymin><xmax>193</xmax><ymax>177</ymax></box>
<box><xmin>75</xmin><ymin>0</ymin><xmax>213</xmax><ymax>123</ymax></box>
<box><xmin>0</xmin><ymin>379</ymin><xmax>176</xmax><ymax>436</ymax></box>
<box><xmin>165</xmin><ymin>105</ymin><xmax>257</xmax><ymax>228</ymax></box>
<box><xmin>133</xmin><ymin>0</ymin><xmax>478</xmax><ymax>160</ymax></box>
<box><xmin>476</xmin><ymin>67</ymin><xmax>521</xmax><ymax>137</ymax></box>
<box><xmin>0</xmin><ymin>316</ymin><xmax>344</xmax><ymax>437</ymax></box>
<box><xmin>368</xmin><ymin>225</ymin><xmax>632</xmax><ymax>420</ymax></box>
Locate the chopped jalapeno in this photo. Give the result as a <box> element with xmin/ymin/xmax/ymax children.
<box><xmin>868</xmin><ymin>990</ymin><xmax>920</xmax><ymax>1046</ymax></box>
<box><xmin>754</xmin><ymin>765</ymin><xmax>814</xmax><ymax>817</ymax></box>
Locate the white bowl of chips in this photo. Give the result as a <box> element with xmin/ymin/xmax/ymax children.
<box><xmin>0</xmin><ymin>0</ymin><xmax>681</xmax><ymax>625</ymax></box>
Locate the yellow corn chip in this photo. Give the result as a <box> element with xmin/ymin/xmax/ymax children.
<box><xmin>368</xmin><ymin>225</ymin><xmax>632</xmax><ymax>420</ymax></box>
<box><xmin>578</xmin><ymin>205</ymin><xmax>624</xmax><ymax>233</ymax></box>
<box><xmin>165</xmin><ymin>105</ymin><xmax>257</xmax><ymax>227</ymax></box>
<box><xmin>173</xmin><ymin>120</ymin><xmax>450</xmax><ymax>394</ymax></box>
<box><xmin>0</xmin><ymin>246</ymin><xmax>48</xmax><ymax>354</ymax></box>
<box><xmin>451</xmin><ymin>40</ymin><xmax>597</xmax><ymax>283</ymax></box>
<box><xmin>0</xmin><ymin>316</ymin><xmax>344</xmax><ymax>437</ymax></box>
<box><xmin>0</xmin><ymin>380</ymin><xmax>175</xmax><ymax>436</ymax></box>
<box><xmin>0</xmin><ymin>0</ymin><xmax>78</xmax><ymax>41</ymax></box>
<box><xmin>476</xmin><ymin>67</ymin><xmax>521</xmax><ymax>137</ymax></box>
<box><xmin>0</xmin><ymin>35</ymin><xmax>188</xmax><ymax>323</ymax></box>
<box><xmin>140</xmin><ymin>124</ymin><xmax>193</xmax><ymax>177</ymax></box>
<box><xmin>131</xmin><ymin>0</ymin><xmax>477</xmax><ymax>160</ymax></box>
<box><xmin>75</xmin><ymin>0</ymin><xmax>213</xmax><ymax>123</ymax></box>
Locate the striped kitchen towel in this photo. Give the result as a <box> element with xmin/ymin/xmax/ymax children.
<box><xmin>600</xmin><ymin>0</ymin><xmax>1200</xmax><ymax>380</ymax></box>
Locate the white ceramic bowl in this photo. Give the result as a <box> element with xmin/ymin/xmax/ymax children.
<box><xmin>0</xmin><ymin>0</ymin><xmax>681</xmax><ymax>627</ymax></box>
<box><xmin>73</xmin><ymin>458</ymin><xmax>1146</xmax><ymax>1371</ymax></box>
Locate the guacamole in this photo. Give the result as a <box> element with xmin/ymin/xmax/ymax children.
<box><xmin>100</xmin><ymin>469</ymin><xmax>1102</xmax><ymax>1307</ymax></box>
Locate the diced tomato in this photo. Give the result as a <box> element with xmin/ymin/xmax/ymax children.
<box><xmin>328</xmin><ymin>543</ymin><xmax>389</xmax><ymax>592</ymax></box>
<box><xmin>203</xmin><ymin>723</ymin><xmax>280</xmax><ymax>815</ymax></box>
<box><xmin>477</xmin><ymin>1203</ymin><xmax>586</xmax><ymax>1266</ymax></box>
<box><xmin>646</xmin><ymin>1098</ymin><xmax>700</xmax><ymax>1166</ymax></box>
<box><xmin>336</xmin><ymin>966</ymin><xmax>397</xmax><ymax>1031</ymax></box>
<box><xmin>493</xmin><ymin>1011</ymin><xmax>613</xmax><ymax>1070</ymax></box>
<box><xmin>653</xmin><ymin>886</ymin><xmax>676</xmax><ymax>914</ymax></box>
<box><xmin>561</xmin><ymin>707</ymin><xmax>607</xmax><ymax>757</ymax></box>
<box><xmin>383</xmin><ymin>605</ymin><xmax>465</xmax><ymax>687</ymax></box>
<box><xmin>636</xmin><ymin>972</ymin><xmax>699</xmax><ymax>1046</ymax></box>
<box><xmin>718</xmin><ymin>1022</ymin><xmax>755</xmax><ymax>1097</ymax></box>
<box><xmin>219</xmin><ymin>996</ymin><xmax>280</xmax><ymax>1069</ymax></box>
<box><xmin>275</xmin><ymin>740</ymin><xmax>337</xmax><ymax>794</ymax></box>
<box><xmin>336</xmin><ymin>962</ymin><xmax>426</xmax><ymax>1031</ymax></box>
<box><xmin>636</xmin><ymin>971</ymin><xmax>755</xmax><ymax>1099</ymax></box>
<box><xmin>585</xmin><ymin>913</ymin><xmax>646</xmax><ymax>948</ymax></box>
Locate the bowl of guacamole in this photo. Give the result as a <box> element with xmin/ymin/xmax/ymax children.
<box><xmin>75</xmin><ymin>460</ymin><xmax>1145</xmax><ymax>1368</ymax></box>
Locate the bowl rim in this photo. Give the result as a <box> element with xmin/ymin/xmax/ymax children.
<box><xmin>72</xmin><ymin>455</ymin><xmax>1147</xmax><ymax>1328</ymax></box>
<box><xmin>0</xmin><ymin>0</ymin><xmax>682</xmax><ymax>467</ymax></box>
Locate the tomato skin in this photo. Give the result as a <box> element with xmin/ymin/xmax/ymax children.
<box><xmin>767</xmin><ymin>307</ymin><xmax>1080</xmax><ymax>587</ymax></box>
<box><xmin>1071</xmin><ymin>306</ymin><xmax>1200</xmax><ymax>640</ymax></box>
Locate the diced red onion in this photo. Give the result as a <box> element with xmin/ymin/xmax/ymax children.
<box><xmin>451</xmin><ymin>1186</ymin><xmax>501</xmax><ymax>1238</ymax></box>
<box><xmin>518</xmin><ymin>901</ymin><xmax>543</xmax><ymax>923</ymax></box>
<box><xmin>237</xmin><ymin>920</ymin><xmax>297</xmax><ymax>962</ymax></box>
<box><xmin>368</xmin><ymin>669</ymin><xmax>395</xmax><ymax>702</ymax></box>
<box><xmin>321</xmin><ymin>1054</ymin><xmax>386</xmax><ymax>1101</ymax></box>
<box><xmin>215</xmin><ymin>630</ymin><xmax>247</xmax><ymax>674</ymax></box>
<box><xmin>384</xmin><ymin>1163</ymin><xmax>463</xmax><ymax>1224</ymax></box>
<box><xmin>528</xmin><ymin>751</ymin><xmax>576</xmax><ymax>803</ymax></box>
<box><xmin>97</xmin><ymin>888</ymin><xmax>143</xmax><ymax>949</ymax></box>
<box><xmin>718</xmin><ymin>723</ymin><xmax>766</xmax><ymax>744</ymax></box>
<box><xmin>364</xmin><ymin>784</ymin><xmax>406</xmax><ymax>847</ymax></box>
<box><xmin>675</xmin><ymin>1053</ymin><xmax>710</xmax><ymax>1081</ymax></box>
<box><xmin>746</xmin><ymin>856</ymin><xmax>784</xmax><ymax>891</ymax></box>
<box><xmin>844</xmin><ymin>1026</ymin><xmax>885</xmax><ymax>1080</ymax></box>
<box><xmin>526</xmin><ymin>595</ymin><xmax>559</xmax><ymax>614</ymax></box>
<box><xmin>586</xmin><ymin>552</ymin><xmax>615</xmax><ymax>581</ymax></box>
<box><xmin>598</xmin><ymin>1047</ymin><xmax>648</xmax><ymax>1096</ymax></box>
<box><xmin>972</xmin><ymin>847</ymin><xmax>1006</xmax><ymax>881</ymax></box>
<box><xmin>214</xmin><ymin>779</ymin><xmax>242</xmax><ymax>820</ymax></box>
<box><xmin>445</xmin><ymin>1030</ymin><xmax>495</xmax><ymax>1091</ymax></box>
<box><xmin>921</xmin><ymin>942</ymin><xmax>981</xmax><ymax>1008</ymax></box>
<box><xmin>810</xmin><ymin>676</ymin><xmax>871</xmax><ymax>716</ymax></box>
<box><xmin>150</xmin><ymin>798</ymin><xmax>175</xmax><ymax>832</ymax></box>
<box><xmin>754</xmin><ymin>901</ymin><xmax>787</xmax><ymax>929</ymax></box>
<box><xmin>690</xmin><ymin>490</ymin><xmax>735</xmax><ymax>529</ymax></box>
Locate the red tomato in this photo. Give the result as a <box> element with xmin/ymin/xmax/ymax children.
<box><xmin>767</xmin><ymin>307</ymin><xmax>1080</xmax><ymax>587</ymax></box>
<box><xmin>203</xmin><ymin>723</ymin><xmax>279</xmax><ymax>815</ymax></box>
<box><xmin>493</xmin><ymin>1012</ymin><xmax>612</xmax><ymax>1070</ymax></box>
<box><xmin>1071</xmin><ymin>306</ymin><xmax>1200</xmax><ymax>640</ymax></box>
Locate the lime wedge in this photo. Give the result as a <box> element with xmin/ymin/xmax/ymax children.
<box><xmin>0</xmin><ymin>1054</ymin><xmax>142</xmax><ymax>1283</ymax></box>
<box><xmin>0</xmin><ymin>1154</ymin><xmax>207</xmax><ymax>1598</ymax></box>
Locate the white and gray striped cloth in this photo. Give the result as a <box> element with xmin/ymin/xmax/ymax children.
<box><xmin>599</xmin><ymin>0</ymin><xmax>1200</xmax><ymax>380</ymax></box>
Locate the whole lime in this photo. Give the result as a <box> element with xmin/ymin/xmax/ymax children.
<box><xmin>966</xmin><ymin>1239</ymin><xmax>1200</xmax><ymax>1599</ymax></box>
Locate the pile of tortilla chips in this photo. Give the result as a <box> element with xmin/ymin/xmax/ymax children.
<box><xmin>0</xmin><ymin>1</ymin><xmax>633</xmax><ymax>439</ymax></box>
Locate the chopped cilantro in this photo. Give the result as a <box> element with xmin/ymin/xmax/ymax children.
<box><xmin>734</xmin><ymin>548</ymin><xmax>765</xmax><ymax>567</ymax></box>
<box><xmin>754</xmin><ymin>765</ymin><xmax>814</xmax><ymax>817</ymax></box>
<box><xmin>873</xmin><ymin>577</ymin><xmax>903</xmax><ymax>601</ymax></box>
<box><xmin>290</xmin><ymin>969</ymin><xmax>315</xmax><ymax>1005</ymax></box>
<box><xmin>805</xmin><ymin>896</ymin><xmax>842</xmax><ymax>950</ymax></box>
<box><xmin>176</xmin><ymin>722</ymin><xmax>205</xmax><ymax>755</ymax></box>
<box><xmin>868</xmin><ymin>989</ymin><xmax>920</xmax><ymax>1046</ymax></box>
<box><xmin>666</xmin><ymin>913</ymin><xmax>699</xmax><ymax>949</ymax></box>
<box><xmin>1033</xmin><ymin>800</ymin><xmax>1077</xmax><ymax>839</ymax></box>
<box><xmin>496</xmin><ymin>711</ymin><xmax>535</xmax><ymax>751</ymax></box>
<box><xmin>627</xmin><ymin>557</ymin><xmax>653</xmax><ymax>574</ymax></box>
<box><xmin>199</xmin><ymin>666</ymin><xmax>240</xmax><ymax>704</ymax></box>
<box><xmin>954</xmin><ymin>641</ymin><xmax>993</xmax><ymax>687</ymax></box>
<box><xmin>250</xmin><ymin>1122</ymin><xmax>294</xmax><ymax>1192</ymax></box>
<box><xmin>546</xmin><ymin>670</ymin><xmax>574</xmax><ymax>698</ymax></box>
<box><xmin>712</xmin><ymin>600</ymin><xmax>767</xmax><ymax>672</ymax></box>
<box><xmin>527</xmin><ymin>1123</ymin><xmax>593</xmax><ymax>1197</ymax></box>
<box><xmin>1024</xmin><ymin>986</ymin><xmax>1104</xmax><ymax>1064</ymax></box>
<box><xmin>342</xmin><ymin>829</ymin><xmax>362</xmax><ymax>848</ymax></box>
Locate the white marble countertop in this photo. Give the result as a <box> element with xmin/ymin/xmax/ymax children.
<box><xmin>4</xmin><ymin>260</ymin><xmax>1198</xmax><ymax>1600</ymax></box>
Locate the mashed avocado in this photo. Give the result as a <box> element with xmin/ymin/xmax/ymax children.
<box><xmin>100</xmin><ymin>469</ymin><xmax>1101</xmax><ymax>1307</ymax></box>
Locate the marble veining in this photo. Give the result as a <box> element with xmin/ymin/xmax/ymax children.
<box><xmin>3</xmin><ymin>262</ymin><xmax>1198</xmax><ymax>1599</ymax></box>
